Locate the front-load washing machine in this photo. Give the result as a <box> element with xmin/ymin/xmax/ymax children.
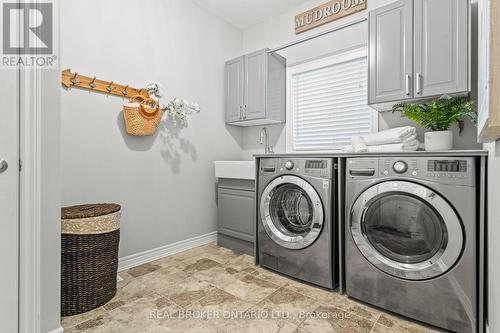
<box><xmin>345</xmin><ymin>157</ymin><xmax>477</xmax><ymax>332</ymax></box>
<box><xmin>257</xmin><ymin>157</ymin><xmax>337</xmax><ymax>289</ymax></box>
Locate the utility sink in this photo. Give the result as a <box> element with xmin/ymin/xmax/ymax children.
<box><xmin>214</xmin><ymin>161</ymin><xmax>255</xmax><ymax>180</ymax></box>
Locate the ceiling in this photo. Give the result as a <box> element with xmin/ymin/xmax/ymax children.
<box><xmin>193</xmin><ymin>0</ymin><xmax>312</xmax><ymax>30</ymax></box>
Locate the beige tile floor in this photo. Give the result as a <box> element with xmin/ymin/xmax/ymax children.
<box><xmin>62</xmin><ymin>243</ymin><xmax>441</xmax><ymax>333</ymax></box>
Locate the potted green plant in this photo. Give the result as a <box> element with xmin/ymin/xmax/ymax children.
<box><xmin>392</xmin><ymin>95</ymin><xmax>477</xmax><ymax>151</ymax></box>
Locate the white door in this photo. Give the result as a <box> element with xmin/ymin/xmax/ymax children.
<box><xmin>0</xmin><ymin>68</ymin><xmax>19</xmax><ymax>331</ymax></box>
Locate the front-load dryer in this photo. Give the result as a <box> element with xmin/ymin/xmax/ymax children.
<box><xmin>257</xmin><ymin>157</ymin><xmax>337</xmax><ymax>289</ymax></box>
<box><xmin>345</xmin><ymin>157</ymin><xmax>477</xmax><ymax>332</ymax></box>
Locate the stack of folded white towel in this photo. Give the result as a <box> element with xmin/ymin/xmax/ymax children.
<box><xmin>343</xmin><ymin>126</ymin><xmax>421</xmax><ymax>153</ymax></box>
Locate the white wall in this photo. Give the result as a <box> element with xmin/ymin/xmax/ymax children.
<box><xmin>239</xmin><ymin>0</ymin><xmax>480</xmax><ymax>159</ymax></box>
<box><xmin>60</xmin><ymin>0</ymin><xmax>243</xmax><ymax>258</ymax></box>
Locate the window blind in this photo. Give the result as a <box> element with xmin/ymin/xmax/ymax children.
<box><xmin>291</xmin><ymin>54</ymin><xmax>373</xmax><ymax>151</ymax></box>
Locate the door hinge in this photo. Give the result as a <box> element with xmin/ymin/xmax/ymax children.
<box><xmin>19</xmin><ymin>159</ymin><xmax>22</xmax><ymax>172</ymax></box>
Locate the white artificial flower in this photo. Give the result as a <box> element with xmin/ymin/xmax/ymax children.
<box><xmin>159</xmin><ymin>97</ymin><xmax>200</xmax><ymax>125</ymax></box>
<box><xmin>146</xmin><ymin>82</ymin><xmax>163</xmax><ymax>100</ymax></box>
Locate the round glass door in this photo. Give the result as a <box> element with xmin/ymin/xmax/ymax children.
<box><xmin>351</xmin><ymin>181</ymin><xmax>463</xmax><ymax>280</ymax></box>
<box><xmin>260</xmin><ymin>175</ymin><xmax>323</xmax><ymax>250</ymax></box>
<box><xmin>363</xmin><ymin>193</ymin><xmax>448</xmax><ymax>264</ymax></box>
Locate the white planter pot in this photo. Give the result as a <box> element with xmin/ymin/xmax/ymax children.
<box><xmin>424</xmin><ymin>130</ymin><xmax>453</xmax><ymax>151</ymax></box>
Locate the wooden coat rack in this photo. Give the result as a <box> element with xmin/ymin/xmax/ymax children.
<box><xmin>61</xmin><ymin>69</ymin><xmax>149</xmax><ymax>98</ymax></box>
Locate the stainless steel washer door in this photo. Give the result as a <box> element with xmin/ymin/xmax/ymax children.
<box><xmin>260</xmin><ymin>175</ymin><xmax>324</xmax><ymax>250</ymax></box>
<box><xmin>351</xmin><ymin>181</ymin><xmax>464</xmax><ymax>280</ymax></box>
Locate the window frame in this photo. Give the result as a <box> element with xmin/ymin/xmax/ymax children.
<box><xmin>285</xmin><ymin>46</ymin><xmax>378</xmax><ymax>153</ymax></box>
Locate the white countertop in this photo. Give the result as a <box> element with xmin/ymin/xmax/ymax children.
<box><xmin>253</xmin><ymin>150</ymin><xmax>488</xmax><ymax>158</ymax></box>
<box><xmin>214</xmin><ymin>151</ymin><xmax>487</xmax><ymax>181</ymax></box>
<box><xmin>214</xmin><ymin>161</ymin><xmax>255</xmax><ymax>180</ymax></box>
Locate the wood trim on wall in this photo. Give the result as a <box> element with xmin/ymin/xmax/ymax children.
<box><xmin>487</xmin><ymin>0</ymin><xmax>500</xmax><ymax>136</ymax></box>
<box><xmin>479</xmin><ymin>0</ymin><xmax>500</xmax><ymax>142</ymax></box>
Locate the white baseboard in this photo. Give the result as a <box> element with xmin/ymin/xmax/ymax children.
<box><xmin>118</xmin><ymin>231</ymin><xmax>217</xmax><ymax>272</ymax></box>
<box><xmin>48</xmin><ymin>326</ymin><xmax>64</xmax><ymax>333</ymax></box>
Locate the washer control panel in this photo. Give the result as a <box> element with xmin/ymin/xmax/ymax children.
<box><xmin>259</xmin><ymin>158</ymin><xmax>334</xmax><ymax>179</ymax></box>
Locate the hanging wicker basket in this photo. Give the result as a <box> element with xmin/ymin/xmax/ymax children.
<box><xmin>123</xmin><ymin>95</ymin><xmax>163</xmax><ymax>136</ymax></box>
<box><xmin>61</xmin><ymin>203</ymin><xmax>121</xmax><ymax>316</ymax></box>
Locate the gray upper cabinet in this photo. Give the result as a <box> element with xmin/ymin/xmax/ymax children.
<box><xmin>414</xmin><ymin>0</ymin><xmax>469</xmax><ymax>98</ymax></box>
<box><xmin>368</xmin><ymin>0</ymin><xmax>470</xmax><ymax>107</ymax></box>
<box><xmin>369</xmin><ymin>0</ymin><xmax>413</xmax><ymax>104</ymax></box>
<box><xmin>226</xmin><ymin>49</ymin><xmax>286</xmax><ymax>126</ymax></box>
<box><xmin>245</xmin><ymin>50</ymin><xmax>267</xmax><ymax>121</ymax></box>
<box><xmin>225</xmin><ymin>56</ymin><xmax>244</xmax><ymax>123</ymax></box>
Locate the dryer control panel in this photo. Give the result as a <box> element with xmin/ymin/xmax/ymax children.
<box><xmin>346</xmin><ymin>157</ymin><xmax>476</xmax><ymax>187</ymax></box>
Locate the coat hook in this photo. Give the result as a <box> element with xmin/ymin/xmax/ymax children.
<box><xmin>122</xmin><ymin>85</ymin><xmax>129</xmax><ymax>96</ymax></box>
<box><xmin>71</xmin><ymin>72</ymin><xmax>78</xmax><ymax>85</ymax></box>
<box><xmin>89</xmin><ymin>76</ymin><xmax>97</xmax><ymax>89</ymax></box>
<box><xmin>106</xmin><ymin>81</ymin><xmax>115</xmax><ymax>93</ymax></box>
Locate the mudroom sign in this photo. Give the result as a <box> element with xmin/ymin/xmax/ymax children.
<box><xmin>295</xmin><ymin>0</ymin><xmax>367</xmax><ymax>34</ymax></box>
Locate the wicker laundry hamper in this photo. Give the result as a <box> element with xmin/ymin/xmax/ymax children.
<box><xmin>61</xmin><ymin>204</ymin><xmax>121</xmax><ymax>316</ymax></box>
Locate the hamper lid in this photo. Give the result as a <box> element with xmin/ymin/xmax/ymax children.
<box><xmin>62</xmin><ymin>204</ymin><xmax>121</xmax><ymax>219</ymax></box>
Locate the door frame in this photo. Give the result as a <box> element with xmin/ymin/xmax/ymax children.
<box><xmin>19</xmin><ymin>68</ymin><xmax>43</xmax><ymax>333</ymax></box>
<box><xmin>0</xmin><ymin>44</ymin><xmax>20</xmax><ymax>333</ymax></box>
<box><xmin>15</xmin><ymin>0</ymin><xmax>62</xmax><ymax>330</ymax></box>
<box><xmin>18</xmin><ymin>68</ymin><xmax>63</xmax><ymax>333</ymax></box>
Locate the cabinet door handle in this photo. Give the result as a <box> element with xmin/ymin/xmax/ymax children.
<box><xmin>405</xmin><ymin>74</ymin><xmax>411</xmax><ymax>96</ymax></box>
<box><xmin>244</xmin><ymin>105</ymin><xmax>247</xmax><ymax>119</ymax></box>
<box><xmin>239</xmin><ymin>105</ymin><xmax>242</xmax><ymax>120</ymax></box>
<box><xmin>416</xmin><ymin>73</ymin><xmax>422</xmax><ymax>95</ymax></box>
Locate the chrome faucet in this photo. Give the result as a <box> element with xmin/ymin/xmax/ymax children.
<box><xmin>259</xmin><ymin>127</ymin><xmax>274</xmax><ymax>154</ymax></box>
